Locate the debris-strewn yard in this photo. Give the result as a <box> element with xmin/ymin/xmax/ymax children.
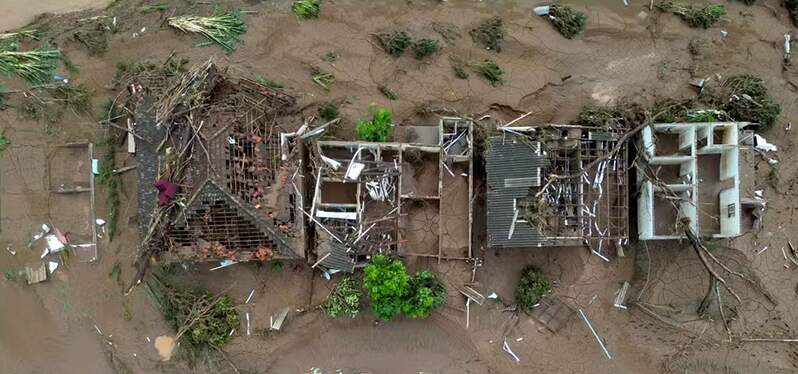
<box><xmin>2</xmin><ymin>1</ymin><xmax>798</xmax><ymax>374</ymax></box>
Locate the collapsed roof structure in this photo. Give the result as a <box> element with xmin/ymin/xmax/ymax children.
<box><xmin>637</xmin><ymin>122</ymin><xmax>744</xmax><ymax>240</ymax></box>
<box><xmin>309</xmin><ymin>118</ymin><xmax>475</xmax><ymax>272</ymax></box>
<box><xmin>130</xmin><ymin>61</ymin><xmax>307</xmax><ymax>280</ymax></box>
<box><xmin>486</xmin><ymin>125</ymin><xmax>629</xmax><ymax>259</ymax></box>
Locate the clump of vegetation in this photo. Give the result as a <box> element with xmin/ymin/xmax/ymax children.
<box><xmin>411</xmin><ymin>38</ymin><xmax>439</xmax><ymax>60</ymax></box>
<box><xmin>363</xmin><ymin>255</ymin><xmax>409</xmax><ymax>320</ymax></box>
<box><xmin>0</xmin><ymin>83</ymin><xmax>7</xmax><ymax>111</ymax></box>
<box><xmin>470</xmin><ymin>16</ymin><xmax>504</xmax><ymax>51</ymax></box>
<box><xmin>402</xmin><ymin>271</ymin><xmax>446</xmax><ymax>318</ymax></box>
<box><xmin>98</xmin><ymin>141</ymin><xmax>121</xmax><ymax>241</ymax></box>
<box><xmin>376</xmin><ymin>31</ymin><xmax>412</xmax><ymax>57</ymax></box>
<box><xmin>363</xmin><ymin>255</ymin><xmax>446</xmax><ymax>320</ymax></box>
<box><xmin>0</xmin><ymin>135</ymin><xmax>9</xmax><ymax>156</ymax></box>
<box><xmin>378</xmin><ymin>85</ymin><xmax>399</xmax><ymax>100</ymax></box>
<box><xmin>788</xmin><ymin>0</ymin><xmax>798</xmax><ymax>27</ymax></box>
<box><xmin>145</xmin><ymin>275</ymin><xmax>239</xmax><ymax>362</ymax></box>
<box><xmin>141</xmin><ymin>2</ymin><xmax>169</xmax><ymax>13</ymax></box>
<box><xmin>657</xmin><ymin>2</ymin><xmax>726</xmax><ymax>29</ymax></box>
<box><xmin>44</xmin><ymin>83</ymin><xmax>93</xmax><ymax>116</ymax></box>
<box><xmin>548</xmin><ymin>4</ymin><xmax>587</xmax><ymax>39</ymax></box>
<box><xmin>310</xmin><ymin>65</ymin><xmax>335</xmax><ymax>91</ymax></box>
<box><xmin>516</xmin><ymin>266</ymin><xmax>550</xmax><ymax>312</ymax></box>
<box><xmin>292</xmin><ymin>0</ymin><xmax>321</xmax><ymax>19</ymax></box>
<box><xmin>168</xmin><ymin>9</ymin><xmax>247</xmax><ymax>51</ymax></box>
<box><xmin>0</xmin><ymin>30</ymin><xmax>41</xmax><ymax>43</ymax></box>
<box><xmin>572</xmin><ymin>100</ymin><xmax>647</xmax><ymax>129</ymax></box>
<box><xmin>356</xmin><ymin>103</ymin><xmax>393</xmax><ymax>142</ymax></box>
<box><xmin>255</xmin><ymin>75</ymin><xmax>284</xmax><ymax>90</ymax></box>
<box><xmin>322</xmin><ymin>276</ymin><xmax>362</xmax><ymax>318</ymax></box>
<box><xmin>321</xmin><ymin>51</ymin><xmax>338</xmax><ymax>63</ymax></box>
<box><xmin>473</xmin><ymin>59</ymin><xmax>504</xmax><ymax>86</ymax></box>
<box><xmin>73</xmin><ymin>22</ymin><xmax>109</xmax><ymax>55</ymax></box>
<box><xmin>722</xmin><ymin>74</ymin><xmax>781</xmax><ymax>131</ymax></box>
<box><xmin>687</xmin><ymin>38</ymin><xmax>707</xmax><ymax>56</ymax></box>
<box><xmin>450</xmin><ymin>56</ymin><xmax>469</xmax><ymax>79</ymax></box>
<box><xmin>0</xmin><ymin>43</ymin><xmax>61</xmax><ymax>84</ymax></box>
<box><xmin>318</xmin><ymin>101</ymin><xmax>339</xmax><ymax>121</ymax></box>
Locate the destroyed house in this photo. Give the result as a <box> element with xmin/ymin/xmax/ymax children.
<box><xmin>637</xmin><ymin>122</ymin><xmax>743</xmax><ymax>240</ymax></box>
<box><xmin>134</xmin><ymin>63</ymin><xmax>306</xmax><ymax>263</ymax></box>
<box><xmin>310</xmin><ymin>118</ymin><xmax>474</xmax><ymax>272</ymax></box>
<box><xmin>486</xmin><ymin>126</ymin><xmax>629</xmax><ymax>255</ymax></box>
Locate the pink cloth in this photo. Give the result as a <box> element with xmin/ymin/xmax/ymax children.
<box><xmin>155</xmin><ymin>180</ymin><xmax>178</xmax><ymax>206</ymax></box>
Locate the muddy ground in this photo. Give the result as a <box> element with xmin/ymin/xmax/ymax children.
<box><xmin>2</xmin><ymin>0</ymin><xmax>798</xmax><ymax>373</ymax></box>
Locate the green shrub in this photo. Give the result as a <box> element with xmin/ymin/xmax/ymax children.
<box><xmin>549</xmin><ymin>4</ymin><xmax>587</xmax><ymax>39</ymax></box>
<box><xmin>789</xmin><ymin>0</ymin><xmax>798</xmax><ymax>27</ymax></box>
<box><xmin>411</xmin><ymin>38</ymin><xmax>439</xmax><ymax>60</ymax></box>
<box><xmin>322</xmin><ymin>276</ymin><xmax>362</xmax><ymax>318</ymax></box>
<box><xmin>292</xmin><ymin>0</ymin><xmax>321</xmax><ymax>19</ymax></box>
<box><xmin>363</xmin><ymin>255</ymin><xmax>409</xmax><ymax>320</ymax></box>
<box><xmin>516</xmin><ymin>266</ymin><xmax>550</xmax><ymax>312</ymax></box>
<box><xmin>402</xmin><ymin>271</ymin><xmax>446</xmax><ymax>318</ymax></box>
<box><xmin>318</xmin><ymin>102</ymin><xmax>339</xmax><ymax>121</ymax></box>
<box><xmin>356</xmin><ymin>103</ymin><xmax>393</xmax><ymax>142</ymax></box>
<box><xmin>473</xmin><ymin>59</ymin><xmax>504</xmax><ymax>86</ymax></box>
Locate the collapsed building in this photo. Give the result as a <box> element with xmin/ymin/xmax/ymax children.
<box><xmin>637</xmin><ymin>122</ymin><xmax>745</xmax><ymax>240</ymax></box>
<box><xmin>130</xmin><ymin>61</ymin><xmax>307</xmax><ymax>278</ymax></box>
<box><xmin>485</xmin><ymin>125</ymin><xmax>629</xmax><ymax>259</ymax></box>
<box><xmin>309</xmin><ymin>118</ymin><xmax>475</xmax><ymax>272</ymax></box>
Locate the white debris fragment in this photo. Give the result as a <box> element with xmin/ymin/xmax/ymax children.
<box><xmin>245</xmin><ymin>288</ymin><xmax>255</xmax><ymax>304</ymax></box>
<box><xmin>487</xmin><ymin>292</ymin><xmax>499</xmax><ymax>299</ymax></box>
<box><xmin>768</xmin><ymin>158</ymin><xmax>779</xmax><ymax>165</ymax></box>
<box><xmin>754</xmin><ymin>134</ymin><xmax>777</xmax><ymax>152</ymax></box>
<box><xmin>720</xmin><ymin>30</ymin><xmax>728</xmax><ymax>37</ymax></box>
<box><xmin>47</xmin><ymin>261</ymin><xmax>59</xmax><ymax>274</ymax></box>
<box><xmin>45</xmin><ymin>234</ymin><xmax>65</xmax><ymax>253</ymax></box>
<box><xmin>502</xmin><ymin>337</ymin><xmax>521</xmax><ymax>363</ymax></box>
<box><xmin>96</xmin><ymin>218</ymin><xmax>107</xmax><ymax>226</ymax></box>
<box><xmin>533</xmin><ymin>6</ymin><xmax>551</xmax><ymax>16</ymax></box>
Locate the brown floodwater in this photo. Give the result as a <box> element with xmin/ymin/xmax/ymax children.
<box><xmin>0</xmin><ymin>0</ymin><xmax>112</xmax><ymax>30</ymax></box>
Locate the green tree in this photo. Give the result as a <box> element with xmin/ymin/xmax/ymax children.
<box><xmin>363</xmin><ymin>255</ymin><xmax>409</xmax><ymax>320</ymax></box>
<box><xmin>402</xmin><ymin>271</ymin><xmax>446</xmax><ymax>318</ymax></box>
<box><xmin>516</xmin><ymin>266</ymin><xmax>550</xmax><ymax>312</ymax></box>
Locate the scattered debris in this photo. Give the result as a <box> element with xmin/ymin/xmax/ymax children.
<box><xmin>502</xmin><ymin>337</ymin><xmax>521</xmax><ymax>363</ymax></box>
<box><xmin>25</xmin><ymin>263</ymin><xmax>47</xmax><ymax>284</ymax></box>
<box><xmin>613</xmin><ymin>282</ymin><xmax>630</xmax><ymax>309</ymax></box>
<box><xmin>578</xmin><ymin>309</ymin><xmax>612</xmax><ymax>360</ymax></box>
<box><xmin>310</xmin><ymin>65</ymin><xmax>335</xmax><ymax>91</ymax></box>
<box><xmin>754</xmin><ymin>134</ymin><xmax>777</xmax><ymax>152</ymax></box>
<box><xmin>459</xmin><ymin>286</ymin><xmax>486</xmax><ymax>306</ymax></box>
<box><xmin>270</xmin><ymin>307</ymin><xmax>290</xmax><ymax>330</ymax></box>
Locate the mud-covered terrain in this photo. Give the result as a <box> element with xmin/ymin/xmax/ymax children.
<box><xmin>2</xmin><ymin>1</ymin><xmax>798</xmax><ymax>373</ymax></box>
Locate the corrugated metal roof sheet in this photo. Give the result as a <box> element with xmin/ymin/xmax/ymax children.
<box><xmin>486</xmin><ymin>137</ymin><xmax>551</xmax><ymax>248</ymax></box>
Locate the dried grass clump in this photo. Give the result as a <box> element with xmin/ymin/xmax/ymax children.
<box><xmin>470</xmin><ymin>16</ymin><xmax>504</xmax><ymax>52</ymax></box>
<box><xmin>168</xmin><ymin>9</ymin><xmax>247</xmax><ymax>51</ymax></box>
<box><xmin>376</xmin><ymin>31</ymin><xmax>412</xmax><ymax>57</ymax></box>
<box><xmin>657</xmin><ymin>2</ymin><xmax>725</xmax><ymax>29</ymax></box>
<box><xmin>722</xmin><ymin>74</ymin><xmax>781</xmax><ymax>131</ymax></box>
